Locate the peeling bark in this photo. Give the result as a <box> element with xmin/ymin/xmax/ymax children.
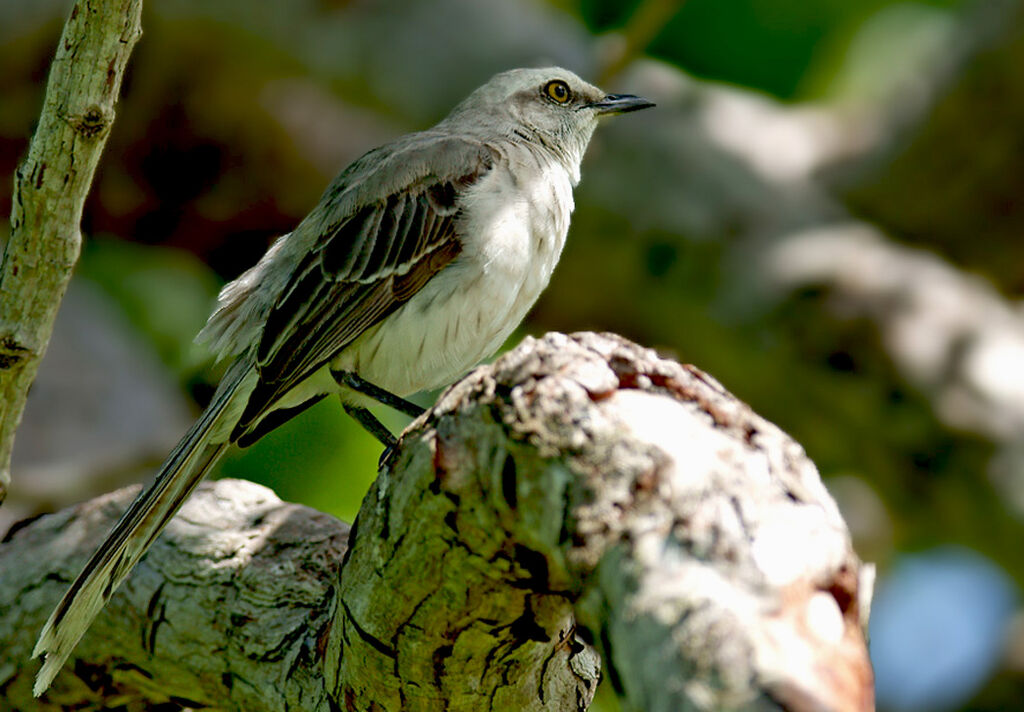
<box><xmin>0</xmin><ymin>332</ymin><xmax>874</xmax><ymax>711</ymax></box>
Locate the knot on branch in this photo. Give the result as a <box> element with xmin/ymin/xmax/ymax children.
<box><xmin>0</xmin><ymin>335</ymin><xmax>33</xmax><ymax>370</ymax></box>
<box><xmin>66</xmin><ymin>104</ymin><xmax>114</xmax><ymax>139</ymax></box>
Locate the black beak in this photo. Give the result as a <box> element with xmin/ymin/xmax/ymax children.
<box><xmin>585</xmin><ymin>94</ymin><xmax>656</xmax><ymax>115</ymax></box>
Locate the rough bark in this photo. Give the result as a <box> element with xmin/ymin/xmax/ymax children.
<box><xmin>0</xmin><ymin>0</ymin><xmax>143</xmax><ymax>501</ymax></box>
<box><xmin>0</xmin><ymin>332</ymin><xmax>873</xmax><ymax>711</ymax></box>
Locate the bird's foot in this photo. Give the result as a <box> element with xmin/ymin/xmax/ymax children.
<box><xmin>378</xmin><ymin>444</ymin><xmax>398</xmax><ymax>471</ymax></box>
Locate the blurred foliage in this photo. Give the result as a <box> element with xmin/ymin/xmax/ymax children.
<box><xmin>5</xmin><ymin>0</ymin><xmax>1024</xmax><ymax>709</ymax></box>
<box><xmin>218</xmin><ymin>397</ymin><xmax>390</xmax><ymax>523</ymax></box>
<box><xmin>580</xmin><ymin>0</ymin><xmax>965</xmax><ymax>98</ymax></box>
<box><xmin>842</xmin><ymin>16</ymin><xmax>1024</xmax><ymax>295</ymax></box>
<box><xmin>77</xmin><ymin>239</ymin><xmax>221</xmax><ymax>377</ymax></box>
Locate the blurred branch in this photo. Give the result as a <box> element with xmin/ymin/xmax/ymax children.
<box><xmin>765</xmin><ymin>224</ymin><xmax>1024</xmax><ymax>520</ymax></box>
<box><xmin>1</xmin><ymin>332</ymin><xmax>873</xmax><ymax>711</ymax></box>
<box><xmin>597</xmin><ymin>0</ymin><xmax>686</xmax><ymax>85</ymax></box>
<box><xmin>0</xmin><ymin>0</ymin><xmax>142</xmax><ymax>502</ymax></box>
<box><xmin>766</xmin><ymin>225</ymin><xmax>1024</xmax><ymax>440</ymax></box>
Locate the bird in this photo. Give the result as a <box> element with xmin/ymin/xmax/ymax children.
<box><xmin>33</xmin><ymin>66</ymin><xmax>654</xmax><ymax>694</ymax></box>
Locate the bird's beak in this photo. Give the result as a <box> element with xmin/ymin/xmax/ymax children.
<box><xmin>585</xmin><ymin>94</ymin><xmax>656</xmax><ymax>115</ymax></box>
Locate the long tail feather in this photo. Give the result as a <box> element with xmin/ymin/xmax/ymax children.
<box><xmin>32</xmin><ymin>368</ymin><xmax>249</xmax><ymax>696</ymax></box>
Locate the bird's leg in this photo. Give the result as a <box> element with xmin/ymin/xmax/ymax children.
<box><xmin>341</xmin><ymin>404</ymin><xmax>399</xmax><ymax>470</ymax></box>
<box><xmin>334</xmin><ymin>371</ymin><xmax>426</xmax><ymax>417</ymax></box>
<box><xmin>336</xmin><ymin>372</ymin><xmax>424</xmax><ymax>469</ymax></box>
<box><xmin>343</xmin><ymin>403</ymin><xmax>397</xmax><ymax>449</ymax></box>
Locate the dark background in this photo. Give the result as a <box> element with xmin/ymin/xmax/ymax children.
<box><xmin>3</xmin><ymin>1</ymin><xmax>1024</xmax><ymax>709</ymax></box>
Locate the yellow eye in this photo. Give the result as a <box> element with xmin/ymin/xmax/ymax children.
<box><xmin>544</xmin><ymin>80</ymin><xmax>571</xmax><ymax>104</ymax></box>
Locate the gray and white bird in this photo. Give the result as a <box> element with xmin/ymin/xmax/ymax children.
<box><xmin>33</xmin><ymin>66</ymin><xmax>653</xmax><ymax>694</ymax></box>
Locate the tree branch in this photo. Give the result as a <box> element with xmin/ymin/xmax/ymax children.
<box><xmin>0</xmin><ymin>0</ymin><xmax>143</xmax><ymax>502</ymax></box>
<box><xmin>0</xmin><ymin>332</ymin><xmax>874</xmax><ymax>711</ymax></box>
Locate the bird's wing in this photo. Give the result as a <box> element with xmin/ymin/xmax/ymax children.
<box><xmin>233</xmin><ymin>136</ymin><xmax>495</xmax><ymax>434</ymax></box>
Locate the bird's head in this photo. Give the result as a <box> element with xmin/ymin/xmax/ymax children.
<box><xmin>442</xmin><ymin>67</ymin><xmax>654</xmax><ymax>172</ymax></box>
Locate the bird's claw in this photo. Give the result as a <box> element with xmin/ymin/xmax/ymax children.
<box><xmin>379</xmin><ymin>443</ymin><xmax>398</xmax><ymax>470</ymax></box>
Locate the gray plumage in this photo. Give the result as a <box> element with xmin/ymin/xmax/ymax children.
<box><xmin>33</xmin><ymin>67</ymin><xmax>653</xmax><ymax>695</ymax></box>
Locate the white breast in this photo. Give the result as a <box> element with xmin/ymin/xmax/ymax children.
<box><xmin>333</xmin><ymin>157</ymin><xmax>575</xmax><ymax>396</ymax></box>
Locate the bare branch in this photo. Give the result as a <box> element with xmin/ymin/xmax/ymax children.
<box><xmin>0</xmin><ymin>0</ymin><xmax>143</xmax><ymax>501</ymax></box>
<box><xmin>0</xmin><ymin>332</ymin><xmax>873</xmax><ymax>711</ymax></box>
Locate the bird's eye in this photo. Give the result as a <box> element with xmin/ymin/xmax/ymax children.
<box><xmin>543</xmin><ymin>80</ymin><xmax>571</xmax><ymax>104</ymax></box>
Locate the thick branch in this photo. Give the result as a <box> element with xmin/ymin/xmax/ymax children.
<box><xmin>0</xmin><ymin>332</ymin><xmax>873</xmax><ymax>711</ymax></box>
<box><xmin>1</xmin><ymin>479</ymin><xmax>345</xmax><ymax>710</ymax></box>
<box><xmin>0</xmin><ymin>0</ymin><xmax>143</xmax><ymax>501</ymax></box>
<box><xmin>334</xmin><ymin>332</ymin><xmax>873</xmax><ymax>711</ymax></box>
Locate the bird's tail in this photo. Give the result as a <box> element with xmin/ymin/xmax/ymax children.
<box><xmin>32</xmin><ymin>366</ymin><xmax>250</xmax><ymax>696</ymax></box>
